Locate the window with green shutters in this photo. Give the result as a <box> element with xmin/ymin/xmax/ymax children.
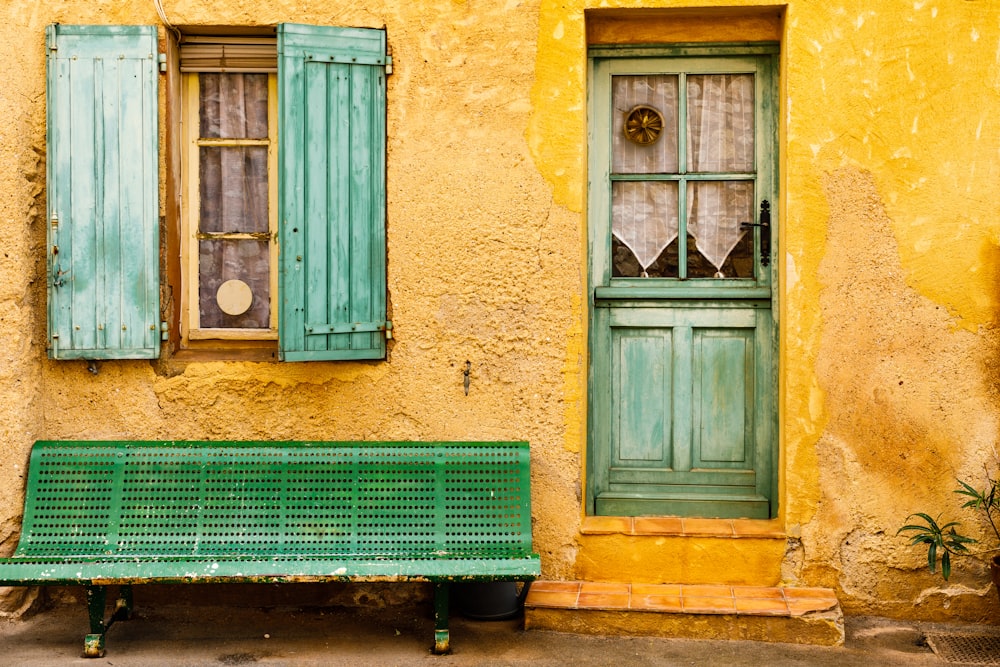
<box><xmin>44</xmin><ymin>23</ymin><xmax>391</xmax><ymax>362</ymax></box>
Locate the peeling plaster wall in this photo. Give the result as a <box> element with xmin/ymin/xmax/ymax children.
<box><xmin>0</xmin><ymin>0</ymin><xmax>46</xmax><ymax>558</ymax></box>
<box><xmin>812</xmin><ymin>169</ymin><xmax>1000</xmax><ymax>620</ymax></box>
<box><xmin>0</xmin><ymin>0</ymin><xmax>583</xmax><ymax>606</ymax></box>
<box><xmin>785</xmin><ymin>2</ymin><xmax>1000</xmax><ymax>622</ymax></box>
<box><xmin>1</xmin><ymin>0</ymin><xmax>1000</xmax><ymax>624</ymax></box>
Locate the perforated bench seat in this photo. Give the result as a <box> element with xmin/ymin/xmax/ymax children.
<box><xmin>0</xmin><ymin>441</ymin><xmax>541</xmax><ymax>657</ymax></box>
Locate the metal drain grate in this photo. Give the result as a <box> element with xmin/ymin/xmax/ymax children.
<box><xmin>925</xmin><ymin>633</ymin><xmax>1000</xmax><ymax>665</ymax></box>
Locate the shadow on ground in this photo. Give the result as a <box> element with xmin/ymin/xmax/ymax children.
<box><xmin>1</xmin><ymin>601</ymin><xmax>996</xmax><ymax>666</ymax></box>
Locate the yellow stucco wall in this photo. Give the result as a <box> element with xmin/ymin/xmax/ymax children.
<box><xmin>1</xmin><ymin>0</ymin><xmax>1000</xmax><ymax>624</ymax></box>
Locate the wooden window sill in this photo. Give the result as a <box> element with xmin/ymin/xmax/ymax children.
<box><xmin>163</xmin><ymin>347</ymin><xmax>280</xmax><ymax>364</ymax></box>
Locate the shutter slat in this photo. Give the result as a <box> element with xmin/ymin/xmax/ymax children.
<box><xmin>330</xmin><ymin>63</ymin><xmax>351</xmax><ymax>354</ymax></box>
<box><xmin>349</xmin><ymin>65</ymin><xmax>377</xmax><ymax>352</ymax></box>
<box><xmin>278</xmin><ymin>24</ymin><xmax>388</xmax><ymax>361</ymax></box>
<box><xmin>46</xmin><ymin>24</ymin><xmax>160</xmax><ymax>359</ymax></box>
<box><xmin>303</xmin><ymin>60</ymin><xmax>330</xmax><ymax>354</ymax></box>
<box><xmin>67</xmin><ymin>55</ymin><xmax>98</xmax><ymax>352</ymax></box>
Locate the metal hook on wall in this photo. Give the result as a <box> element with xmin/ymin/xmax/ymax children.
<box><xmin>463</xmin><ymin>360</ymin><xmax>471</xmax><ymax>396</ymax></box>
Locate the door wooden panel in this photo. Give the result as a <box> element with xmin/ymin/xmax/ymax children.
<box><xmin>694</xmin><ymin>329</ymin><xmax>753</xmax><ymax>464</ymax></box>
<box><xmin>597</xmin><ymin>304</ymin><xmax>771</xmax><ymax>518</ymax></box>
<box><xmin>614</xmin><ymin>330</ymin><xmax>672</xmax><ymax>465</ymax></box>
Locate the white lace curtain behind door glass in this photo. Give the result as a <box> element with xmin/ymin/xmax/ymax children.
<box><xmin>611</xmin><ymin>73</ymin><xmax>754</xmax><ymax>276</ymax></box>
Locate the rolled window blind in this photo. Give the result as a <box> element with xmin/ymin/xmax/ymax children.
<box><xmin>179</xmin><ymin>36</ymin><xmax>277</xmax><ymax>72</ymax></box>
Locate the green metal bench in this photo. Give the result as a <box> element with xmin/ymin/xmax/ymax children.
<box><xmin>0</xmin><ymin>440</ymin><xmax>540</xmax><ymax>657</ymax></box>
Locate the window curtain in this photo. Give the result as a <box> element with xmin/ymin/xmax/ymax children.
<box><xmin>198</xmin><ymin>73</ymin><xmax>270</xmax><ymax>328</ymax></box>
<box><xmin>611</xmin><ymin>75</ymin><xmax>679</xmax><ymax>275</ymax></box>
<box><xmin>686</xmin><ymin>74</ymin><xmax>754</xmax><ymax>272</ymax></box>
<box><xmin>610</xmin><ymin>73</ymin><xmax>755</xmax><ymax>276</ymax></box>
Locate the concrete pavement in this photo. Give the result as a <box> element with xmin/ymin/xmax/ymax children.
<box><xmin>1</xmin><ymin>599</ymin><xmax>996</xmax><ymax>666</ymax></box>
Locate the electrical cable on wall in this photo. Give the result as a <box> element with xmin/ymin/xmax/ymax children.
<box><xmin>152</xmin><ymin>0</ymin><xmax>181</xmax><ymax>41</ymax></box>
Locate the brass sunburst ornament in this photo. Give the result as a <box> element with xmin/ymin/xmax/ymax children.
<box><xmin>624</xmin><ymin>105</ymin><xmax>664</xmax><ymax>145</ymax></box>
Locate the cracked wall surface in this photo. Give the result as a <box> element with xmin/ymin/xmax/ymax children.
<box><xmin>810</xmin><ymin>168</ymin><xmax>1000</xmax><ymax>620</ymax></box>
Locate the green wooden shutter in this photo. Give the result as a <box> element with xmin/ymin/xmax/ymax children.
<box><xmin>45</xmin><ymin>25</ymin><xmax>160</xmax><ymax>360</ymax></box>
<box><xmin>277</xmin><ymin>24</ymin><xmax>390</xmax><ymax>361</ymax></box>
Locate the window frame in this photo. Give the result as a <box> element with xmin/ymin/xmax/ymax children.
<box><xmin>179</xmin><ymin>70</ymin><xmax>280</xmax><ymax>345</ymax></box>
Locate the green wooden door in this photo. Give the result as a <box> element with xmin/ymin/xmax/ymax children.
<box><xmin>587</xmin><ymin>47</ymin><xmax>778</xmax><ymax>519</ymax></box>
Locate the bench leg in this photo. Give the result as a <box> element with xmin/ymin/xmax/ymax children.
<box><xmin>84</xmin><ymin>586</ymin><xmax>107</xmax><ymax>658</ymax></box>
<box><xmin>114</xmin><ymin>585</ymin><xmax>134</xmax><ymax>620</ymax></box>
<box><xmin>83</xmin><ymin>585</ymin><xmax>135</xmax><ymax>658</ymax></box>
<box><xmin>433</xmin><ymin>582</ymin><xmax>450</xmax><ymax>654</ymax></box>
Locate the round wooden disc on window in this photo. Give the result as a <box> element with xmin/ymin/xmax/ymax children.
<box><xmin>216</xmin><ymin>279</ymin><xmax>253</xmax><ymax>316</ymax></box>
<box><xmin>624</xmin><ymin>105</ymin><xmax>665</xmax><ymax>145</ymax></box>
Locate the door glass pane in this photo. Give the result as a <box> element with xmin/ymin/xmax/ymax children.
<box><xmin>686</xmin><ymin>181</ymin><xmax>754</xmax><ymax>278</ymax></box>
<box><xmin>199</xmin><ymin>239</ymin><xmax>270</xmax><ymax>329</ymax></box>
<box><xmin>199</xmin><ymin>73</ymin><xmax>269</xmax><ymax>139</ymax></box>
<box><xmin>686</xmin><ymin>74</ymin><xmax>754</xmax><ymax>173</ymax></box>
<box><xmin>612</xmin><ymin>75</ymin><xmax>679</xmax><ymax>174</ymax></box>
<box><xmin>612</xmin><ymin>181</ymin><xmax>679</xmax><ymax>277</ymax></box>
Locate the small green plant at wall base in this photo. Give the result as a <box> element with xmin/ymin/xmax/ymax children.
<box><xmin>898</xmin><ymin>513</ymin><xmax>976</xmax><ymax>580</ymax></box>
<box><xmin>898</xmin><ymin>475</ymin><xmax>1000</xmax><ymax>580</ymax></box>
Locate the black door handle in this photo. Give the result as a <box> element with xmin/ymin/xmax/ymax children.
<box><xmin>739</xmin><ymin>200</ymin><xmax>771</xmax><ymax>268</ymax></box>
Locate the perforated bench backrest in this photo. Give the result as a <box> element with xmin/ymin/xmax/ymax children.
<box><xmin>17</xmin><ymin>441</ymin><xmax>534</xmax><ymax>560</ymax></box>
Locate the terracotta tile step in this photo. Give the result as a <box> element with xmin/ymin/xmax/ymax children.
<box><xmin>524</xmin><ymin>581</ymin><xmax>844</xmax><ymax>646</ymax></box>
<box><xmin>526</xmin><ymin>580</ymin><xmax>838</xmax><ymax>616</ymax></box>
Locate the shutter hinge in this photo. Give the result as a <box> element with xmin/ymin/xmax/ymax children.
<box><xmin>160</xmin><ymin>321</ymin><xmax>169</xmax><ymax>341</ymax></box>
<box><xmin>158</xmin><ymin>53</ymin><xmax>167</xmax><ymax>73</ymax></box>
<box><xmin>385</xmin><ymin>45</ymin><xmax>393</xmax><ymax>75</ymax></box>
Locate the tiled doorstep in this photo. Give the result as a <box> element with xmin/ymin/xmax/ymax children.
<box><xmin>525</xmin><ymin>581</ymin><xmax>839</xmax><ymax>617</ymax></box>
<box><xmin>524</xmin><ymin>581</ymin><xmax>845</xmax><ymax>646</ymax></box>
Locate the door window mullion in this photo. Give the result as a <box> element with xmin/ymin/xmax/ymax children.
<box><xmin>677</xmin><ymin>72</ymin><xmax>688</xmax><ymax>280</ymax></box>
<box><xmin>678</xmin><ymin>176</ymin><xmax>688</xmax><ymax>280</ymax></box>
